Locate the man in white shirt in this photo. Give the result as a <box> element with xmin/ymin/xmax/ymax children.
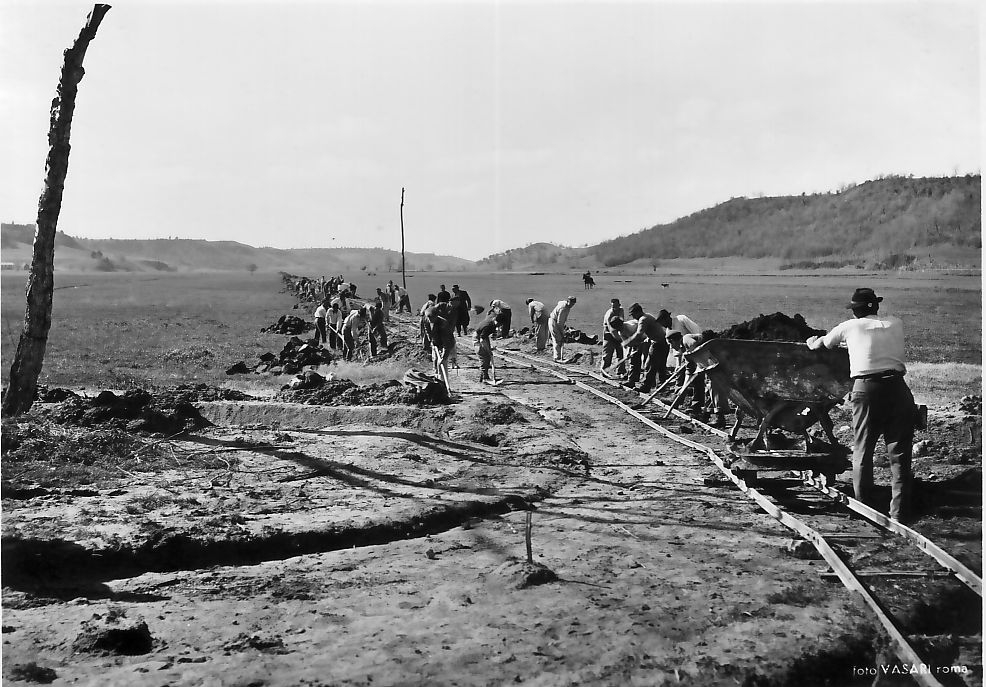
<box><xmin>600</xmin><ymin>299</ymin><xmax>626</xmax><ymax>376</ymax></box>
<box><xmin>526</xmin><ymin>299</ymin><xmax>549</xmax><ymax>352</ymax></box>
<box><xmin>313</xmin><ymin>299</ymin><xmax>328</xmax><ymax>346</ymax></box>
<box><xmin>807</xmin><ymin>287</ymin><xmax>915</xmax><ymax>522</ymax></box>
<box><xmin>548</xmin><ymin>296</ymin><xmax>576</xmax><ymax>362</ymax></box>
<box><xmin>657</xmin><ymin>309</ymin><xmax>703</xmax><ymax>410</ymax></box>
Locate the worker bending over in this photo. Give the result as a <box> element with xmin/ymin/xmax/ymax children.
<box><xmin>526</xmin><ymin>298</ymin><xmax>549</xmax><ymax>352</ymax></box>
<box><xmin>548</xmin><ymin>296</ymin><xmax>577</xmax><ymax>362</ymax></box>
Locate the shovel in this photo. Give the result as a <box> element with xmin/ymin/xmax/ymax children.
<box><xmin>663</xmin><ymin>370</ymin><xmax>701</xmax><ymax>419</ymax></box>
<box><xmin>489</xmin><ymin>354</ymin><xmax>503</xmax><ymax>386</ymax></box>
<box><xmin>632</xmin><ymin>362</ymin><xmax>687</xmax><ymax>409</ymax></box>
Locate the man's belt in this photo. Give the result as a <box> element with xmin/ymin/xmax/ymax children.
<box><xmin>853</xmin><ymin>370</ymin><xmax>904</xmax><ymax>381</ymax></box>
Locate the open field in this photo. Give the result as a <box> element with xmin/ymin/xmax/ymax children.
<box><xmin>1</xmin><ymin>267</ymin><xmax>981</xmax><ymax>686</ymax></box>
<box><xmin>2</xmin><ymin>268</ymin><xmax>980</xmax><ymax>391</ymax></box>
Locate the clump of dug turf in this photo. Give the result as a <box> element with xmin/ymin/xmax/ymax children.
<box><xmin>261</xmin><ymin>314</ymin><xmax>314</xmax><ymax>335</ymax></box>
<box><xmin>279</xmin><ymin>379</ymin><xmax>449</xmax><ymax>406</ymax></box>
<box><xmin>155</xmin><ymin>383</ymin><xmax>253</xmax><ymax>404</ymax></box>
<box><xmin>473</xmin><ymin>400</ymin><xmax>527</xmax><ymax>425</ymax></box>
<box><xmin>41</xmin><ymin>388</ymin><xmax>210</xmax><ymax>434</ymax></box>
<box><xmin>486</xmin><ymin>558</ymin><xmax>559</xmax><ymax>589</ymax></box>
<box><xmin>72</xmin><ymin>609</ymin><xmax>153</xmax><ymax>656</ymax></box>
<box><xmin>8</xmin><ymin>662</ymin><xmax>58</xmax><ymax>684</ymax></box>
<box><xmin>1</xmin><ymin>417</ymin><xmax>228</xmax><ymax>490</ymax></box>
<box><xmin>706</xmin><ymin>312</ymin><xmax>826</xmax><ymax>342</ymax></box>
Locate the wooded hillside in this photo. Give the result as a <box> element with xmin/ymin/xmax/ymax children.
<box><xmin>591</xmin><ymin>175</ymin><xmax>980</xmax><ymax>267</ymax></box>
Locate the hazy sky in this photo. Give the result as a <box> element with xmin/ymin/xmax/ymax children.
<box><xmin>1</xmin><ymin>1</ymin><xmax>980</xmax><ymax>260</ymax></box>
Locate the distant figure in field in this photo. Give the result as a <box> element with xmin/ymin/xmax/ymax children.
<box><xmin>583</xmin><ymin>271</ymin><xmax>595</xmax><ymax>290</ymax></box>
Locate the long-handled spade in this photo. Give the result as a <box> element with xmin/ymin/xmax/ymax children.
<box><xmin>632</xmin><ymin>362</ymin><xmax>687</xmax><ymax>409</ymax></box>
<box><xmin>663</xmin><ymin>370</ymin><xmax>702</xmax><ymax>419</ymax></box>
<box><xmin>489</xmin><ymin>354</ymin><xmax>504</xmax><ymax>386</ymax></box>
<box><xmin>433</xmin><ymin>345</ymin><xmax>453</xmax><ymax>395</ymax></box>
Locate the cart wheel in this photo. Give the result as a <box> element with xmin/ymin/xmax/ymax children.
<box><xmin>821</xmin><ymin>472</ymin><xmax>837</xmax><ymax>487</ymax></box>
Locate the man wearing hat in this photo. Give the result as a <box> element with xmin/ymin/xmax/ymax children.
<box><xmin>807</xmin><ymin>287</ymin><xmax>915</xmax><ymax>522</ymax></box>
<box><xmin>600</xmin><ymin>298</ymin><xmax>627</xmax><ymax>376</ymax></box>
<box><xmin>548</xmin><ymin>296</ymin><xmax>577</xmax><ymax>362</ymax></box>
<box><xmin>526</xmin><ymin>298</ymin><xmax>549</xmax><ymax>352</ymax></box>
<box><xmin>451</xmin><ymin>285</ymin><xmax>472</xmax><ymax>335</ymax></box>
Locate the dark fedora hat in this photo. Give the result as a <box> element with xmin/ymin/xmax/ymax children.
<box><xmin>847</xmin><ymin>287</ymin><xmax>883</xmax><ymax>309</ymax></box>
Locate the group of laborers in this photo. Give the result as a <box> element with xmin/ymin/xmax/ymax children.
<box><xmin>309</xmin><ymin>277</ymin><xmax>415</xmax><ymax>361</ymax></box>
<box><xmin>314</xmin><ymin>274</ymin><xmax>917</xmax><ymax>523</ymax></box>
<box><xmin>596</xmin><ymin>298</ymin><xmax>729</xmax><ymax>425</ymax></box>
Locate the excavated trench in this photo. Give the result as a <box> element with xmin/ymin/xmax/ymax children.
<box><xmin>2</xmin><ymin>399</ymin><xmax>564</xmax><ymax>596</ymax></box>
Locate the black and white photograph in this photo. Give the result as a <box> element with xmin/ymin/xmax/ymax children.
<box><xmin>1</xmin><ymin>1</ymin><xmax>981</xmax><ymax>685</ymax></box>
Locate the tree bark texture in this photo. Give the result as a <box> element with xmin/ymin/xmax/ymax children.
<box><xmin>400</xmin><ymin>187</ymin><xmax>406</xmax><ymax>289</ymax></box>
<box><xmin>2</xmin><ymin>4</ymin><xmax>111</xmax><ymax>417</ymax></box>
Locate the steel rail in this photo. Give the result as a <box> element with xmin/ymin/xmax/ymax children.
<box><xmin>492</xmin><ymin>348</ymin><xmax>949</xmax><ymax>686</ymax></box>
<box><xmin>497</xmin><ymin>347</ymin><xmax>982</xmax><ymax>597</ymax></box>
<box><xmin>801</xmin><ymin>473</ymin><xmax>982</xmax><ymax>596</ymax></box>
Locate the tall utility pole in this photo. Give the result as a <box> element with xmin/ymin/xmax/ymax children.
<box><xmin>3</xmin><ymin>4</ymin><xmax>111</xmax><ymax>416</ymax></box>
<box><xmin>400</xmin><ymin>187</ymin><xmax>406</xmax><ymax>288</ymax></box>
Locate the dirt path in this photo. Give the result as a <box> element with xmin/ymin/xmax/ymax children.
<box><xmin>2</xmin><ymin>328</ymin><xmax>982</xmax><ymax>686</ymax></box>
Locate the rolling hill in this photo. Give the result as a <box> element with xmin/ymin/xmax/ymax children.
<box><xmin>0</xmin><ymin>227</ymin><xmax>473</xmax><ymax>275</ymax></box>
<box><xmin>478</xmin><ymin>175</ymin><xmax>981</xmax><ymax>270</ymax></box>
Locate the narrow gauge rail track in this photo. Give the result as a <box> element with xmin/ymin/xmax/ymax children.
<box><xmin>470</xmin><ymin>345</ymin><xmax>981</xmax><ymax>686</ymax></box>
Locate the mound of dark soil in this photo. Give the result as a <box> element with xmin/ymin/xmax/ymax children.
<box><xmin>279</xmin><ymin>379</ymin><xmax>449</xmax><ymax>406</ymax></box>
<box><xmin>42</xmin><ymin>388</ymin><xmax>210</xmax><ymax>434</ymax></box>
<box><xmin>36</xmin><ymin>387</ymin><xmax>80</xmax><ymax>403</ymax></box>
<box><xmin>72</xmin><ymin>609</ymin><xmax>153</xmax><ymax>656</ymax></box>
<box><xmin>156</xmin><ymin>384</ymin><xmax>253</xmax><ymax>404</ymax></box>
<box><xmin>486</xmin><ymin>559</ymin><xmax>559</xmax><ymax>589</ymax></box>
<box><xmin>707</xmin><ymin>312</ymin><xmax>826</xmax><ymax>342</ymax></box>
<box><xmin>230</xmin><ymin>336</ymin><xmax>334</xmax><ymax>375</ymax></box>
<box><xmin>473</xmin><ymin>400</ymin><xmax>527</xmax><ymax>425</ymax></box>
<box><xmin>8</xmin><ymin>662</ymin><xmax>58</xmax><ymax>684</ymax></box>
<box><xmin>261</xmin><ymin>315</ymin><xmax>314</xmax><ymax>335</ymax></box>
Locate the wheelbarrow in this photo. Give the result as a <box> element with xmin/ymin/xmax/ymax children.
<box><xmin>683</xmin><ymin>339</ymin><xmax>852</xmax><ymax>479</ymax></box>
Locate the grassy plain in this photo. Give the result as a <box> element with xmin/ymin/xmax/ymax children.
<box><xmin>1</xmin><ymin>268</ymin><xmax>981</xmax><ymax>398</ymax></box>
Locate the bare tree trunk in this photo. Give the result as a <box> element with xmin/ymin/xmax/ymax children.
<box><xmin>2</xmin><ymin>4</ymin><xmax>111</xmax><ymax>417</ymax></box>
<box><xmin>400</xmin><ymin>187</ymin><xmax>406</xmax><ymax>289</ymax></box>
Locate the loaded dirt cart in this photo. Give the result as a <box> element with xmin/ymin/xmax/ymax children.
<box><xmin>684</xmin><ymin>339</ymin><xmax>853</xmax><ymax>483</ymax></box>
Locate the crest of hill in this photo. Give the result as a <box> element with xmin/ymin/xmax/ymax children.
<box><xmin>590</xmin><ymin>175</ymin><xmax>980</xmax><ymax>268</ymax></box>
<box><xmin>476</xmin><ymin>242</ymin><xmax>593</xmax><ymax>271</ymax></box>
<box><xmin>0</xmin><ymin>230</ymin><xmax>474</xmax><ymax>274</ymax></box>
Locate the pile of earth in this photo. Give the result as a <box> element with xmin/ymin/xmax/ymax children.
<box><xmin>155</xmin><ymin>384</ymin><xmax>254</xmax><ymax>404</ymax></box>
<box><xmin>705</xmin><ymin>312</ymin><xmax>826</xmax><ymax>342</ymax></box>
<box><xmin>39</xmin><ymin>388</ymin><xmax>210</xmax><ymax>434</ymax></box>
<box><xmin>226</xmin><ymin>336</ymin><xmax>333</xmax><ymax>375</ymax></box>
<box><xmin>261</xmin><ymin>315</ymin><xmax>314</xmax><ymax>335</ymax></box>
<box><xmin>515</xmin><ymin>327</ymin><xmax>598</xmax><ymax>345</ymax></box>
<box><xmin>278</xmin><ymin>378</ymin><xmax>449</xmax><ymax>406</ymax></box>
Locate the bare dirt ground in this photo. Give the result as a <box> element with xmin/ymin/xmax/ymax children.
<box><xmin>2</xmin><ymin>314</ymin><xmax>982</xmax><ymax>687</ymax></box>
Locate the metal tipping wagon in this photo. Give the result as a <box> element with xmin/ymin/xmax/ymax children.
<box><xmin>684</xmin><ymin>339</ymin><xmax>853</xmax><ymax>481</ymax></box>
